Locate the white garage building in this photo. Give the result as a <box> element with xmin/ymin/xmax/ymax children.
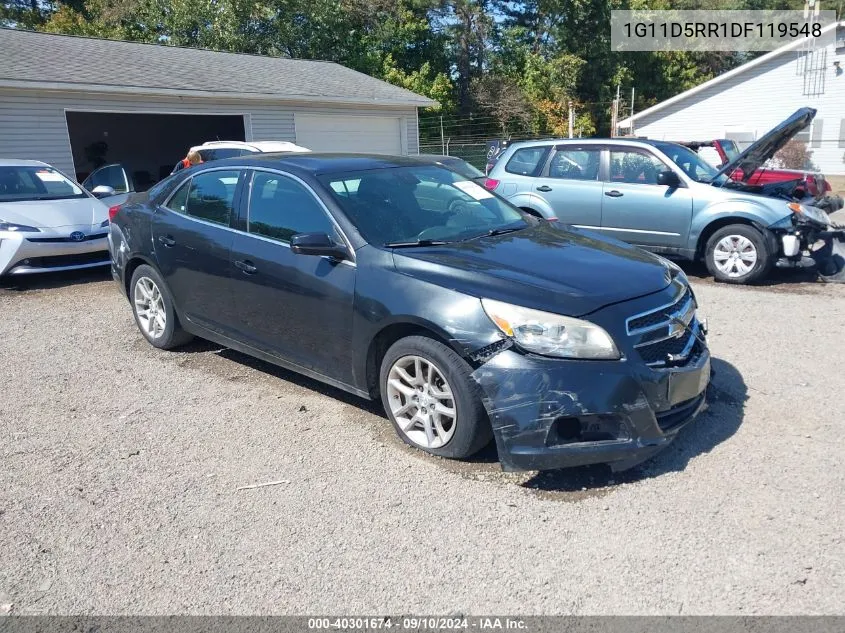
<box><xmin>0</xmin><ymin>28</ymin><xmax>434</xmax><ymax>183</ymax></box>
<box><xmin>619</xmin><ymin>22</ymin><xmax>845</xmax><ymax>175</ymax></box>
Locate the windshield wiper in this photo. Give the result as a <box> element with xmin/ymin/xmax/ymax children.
<box><xmin>462</xmin><ymin>224</ymin><xmax>527</xmax><ymax>241</ymax></box>
<box><xmin>384</xmin><ymin>239</ymin><xmax>451</xmax><ymax>248</ymax></box>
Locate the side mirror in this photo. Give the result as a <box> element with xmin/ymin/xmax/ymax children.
<box><xmin>91</xmin><ymin>185</ymin><xmax>116</xmax><ymax>198</ymax></box>
<box><xmin>290</xmin><ymin>233</ymin><xmax>348</xmax><ymax>260</ymax></box>
<box><xmin>656</xmin><ymin>170</ymin><xmax>681</xmax><ymax>188</ymax></box>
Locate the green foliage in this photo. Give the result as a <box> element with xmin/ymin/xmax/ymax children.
<box><xmin>382</xmin><ymin>54</ymin><xmax>455</xmax><ymax>110</ymax></box>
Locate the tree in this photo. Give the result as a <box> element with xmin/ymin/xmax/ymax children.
<box><xmin>771</xmin><ymin>140</ymin><xmax>817</xmax><ymax>171</ymax></box>
<box><xmin>470</xmin><ymin>75</ymin><xmax>531</xmax><ymax>135</ymax></box>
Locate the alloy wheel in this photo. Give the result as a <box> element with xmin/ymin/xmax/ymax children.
<box><xmin>713</xmin><ymin>234</ymin><xmax>758</xmax><ymax>278</ymax></box>
<box><xmin>134</xmin><ymin>276</ymin><xmax>167</xmax><ymax>339</ymax></box>
<box><xmin>386</xmin><ymin>355</ymin><xmax>457</xmax><ymax>449</ymax></box>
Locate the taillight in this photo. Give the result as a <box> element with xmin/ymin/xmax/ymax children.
<box><xmin>483</xmin><ymin>178</ymin><xmax>500</xmax><ymax>190</ymax></box>
<box><xmin>108</xmin><ymin>205</ymin><xmax>121</xmax><ymax>222</ymax></box>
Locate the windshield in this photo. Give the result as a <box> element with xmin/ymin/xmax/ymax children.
<box><xmin>653</xmin><ymin>142</ymin><xmax>724</xmax><ymax>184</ymax></box>
<box><xmin>0</xmin><ymin>165</ymin><xmax>87</xmax><ymax>202</ymax></box>
<box><xmin>720</xmin><ymin>140</ymin><xmax>740</xmax><ymax>162</ymax></box>
<box><xmin>440</xmin><ymin>158</ymin><xmax>485</xmax><ymax>180</ymax></box>
<box><xmin>319</xmin><ymin>165</ymin><xmax>528</xmax><ymax>246</ymax></box>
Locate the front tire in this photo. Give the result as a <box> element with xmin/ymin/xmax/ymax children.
<box><xmin>129</xmin><ymin>264</ymin><xmax>193</xmax><ymax>349</ymax></box>
<box><xmin>705</xmin><ymin>224</ymin><xmax>772</xmax><ymax>284</ymax></box>
<box><xmin>379</xmin><ymin>336</ymin><xmax>492</xmax><ymax>459</ymax></box>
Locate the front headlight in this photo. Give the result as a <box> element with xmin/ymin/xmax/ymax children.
<box><xmin>788</xmin><ymin>202</ymin><xmax>829</xmax><ymax>227</ymax></box>
<box><xmin>0</xmin><ymin>222</ymin><xmax>40</xmax><ymax>232</ymax></box>
<box><xmin>481</xmin><ymin>298</ymin><xmax>620</xmax><ymax>360</ymax></box>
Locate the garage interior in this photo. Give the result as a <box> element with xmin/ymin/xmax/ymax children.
<box><xmin>65</xmin><ymin>111</ymin><xmax>246</xmax><ymax>185</ymax></box>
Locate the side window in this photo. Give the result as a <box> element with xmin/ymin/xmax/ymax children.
<box><xmin>185</xmin><ymin>170</ymin><xmax>240</xmax><ymax>225</ymax></box>
<box><xmin>609</xmin><ymin>150</ymin><xmax>668</xmax><ymax>185</ymax></box>
<box><xmin>166</xmin><ymin>179</ymin><xmax>191</xmax><ymax>213</ymax></box>
<box><xmin>548</xmin><ymin>148</ymin><xmax>601</xmax><ymax>181</ymax></box>
<box><xmin>85</xmin><ymin>165</ymin><xmax>129</xmax><ymax>193</ymax></box>
<box><xmin>248</xmin><ymin>172</ymin><xmax>335</xmax><ymax>243</ymax></box>
<box><xmin>505</xmin><ymin>147</ymin><xmax>548</xmax><ymax>176</ymax></box>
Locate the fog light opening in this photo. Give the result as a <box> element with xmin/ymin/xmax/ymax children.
<box><xmin>551</xmin><ymin>417</ymin><xmax>582</xmax><ymax>444</ymax></box>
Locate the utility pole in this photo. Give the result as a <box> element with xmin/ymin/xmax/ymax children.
<box><xmin>611</xmin><ymin>83</ymin><xmax>621</xmax><ymax>137</ymax></box>
<box><xmin>568</xmin><ymin>101</ymin><xmax>574</xmax><ymax>138</ymax></box>
<box><xmin>630</xmin><ymin>87</ymin><xmax>635</xmax><ymax>136</ymax></box>
<box><xmin>440</xmin><ymin>115</ymin><xmax>445</xmax><ymax>154</ymax></box>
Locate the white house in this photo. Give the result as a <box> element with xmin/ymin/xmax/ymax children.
<box><xmin>619</xmin><ymin>22</ymin><xmax>845</xmax><ymax>175</ymax></box>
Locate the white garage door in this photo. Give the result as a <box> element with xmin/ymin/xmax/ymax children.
<box><xmin>295</xmin><ymin>114</ymin><xmax>403</xmax><ymax>154</ymax></box>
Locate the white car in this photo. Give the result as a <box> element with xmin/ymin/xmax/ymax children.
<box><xmin>172</xmin><ymin>140</ymin><xmax>311</xmax><ymax>173</ymax></box>
<box><xmin>0</xmin><ymin>159</ymin><xmax>110</xmax><ymax>276</ymax></box>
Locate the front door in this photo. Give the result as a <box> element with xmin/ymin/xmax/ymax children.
<box><xmin>531</xmin><ymin>146</ymin><xmax>603</xmax><ymax>227</ymax></box>
<box><xmin>151</xmin><ymin>169</ymin><xmax>245</xmax><ymax>334</ymax></box>
<box><xmin>599</xmin><ymin>147</ymin><xmax>692</xmax><ymax>250</ymax></box>
<box><xmin>229</xmin><ymin>170</ymin><xmax>356</xmax><ymax>383</ymax></box>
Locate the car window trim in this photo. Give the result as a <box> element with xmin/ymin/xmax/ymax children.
<box><xmin>542</xmin><ymin>145</ymin><xmax>604</xmax><ymax>182</ymax></box>
<box><xmin>243</xmin><ymin>167</ymin><xmax>356</xmax><ymax>265</ymax></box>
<box><xmin>504</xmin><ymin>146</ymin><xmax>551</xmax><ymax>177</ymax></box>
<box><xmin>159</xmin><ymin>166</ymin><xmax>246</xmax><ymax>228</ymax></box>
<box><xmin>606</xmin><ymin>145</ymin><xmax>687</xmax><ymax>188</ymax></box>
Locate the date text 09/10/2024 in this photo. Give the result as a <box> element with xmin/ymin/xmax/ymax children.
<box><xmin>307</xmin><ymin>617</ymin><xmax>527</xmax><ymax>630</ymax></box>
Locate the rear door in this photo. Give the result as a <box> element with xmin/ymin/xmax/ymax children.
<box><xmin>152</xmin><ymin>168</ymin><xmax>245</xmax><ymax>334</ymax></box>
<box><xmin>599</xmin><ymin>146</ymin><xmax>692</xmax><ymax>250</ymax></box>
<box><xmin>228</xmin><ymin>169</ymin><xmax>356</xmax><ymax>383</ymax></box>
<box><xmin>532</xmin><ymin>145</ymin><xmax>603</xmax><ymax>227</ymax></box>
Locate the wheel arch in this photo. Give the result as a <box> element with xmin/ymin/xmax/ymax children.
<box><xmin>364</xmin><ymin>319</ymin><xmax>464</xmax><ymax>399</ymax></box>
<box><xmin>123</xmin><ymin>255</ymin><xmax>159</xmax><ymax>299</ymax></box>
<box><xmin>695</xmin><ymin>216</ymin><xmax>777</xmax><ymax>261</ymax></box>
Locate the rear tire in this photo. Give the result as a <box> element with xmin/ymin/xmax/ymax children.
<box><xmin>129</xmin><ymin>264</ymin><xmax>193</xmax><ymax>349</ymax></box>
<box><xmin>379</xmin><ymin>335</ymin><xmax>492</xmax><ymax>459</ymax></box>
<box><xmin>705</xmin><ymin>224</ymin><xmax>772</xmax><ymax>284</ymax></box>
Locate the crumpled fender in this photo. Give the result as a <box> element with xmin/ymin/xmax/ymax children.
<box><xmin>813</xmin><ymin>234</ymin><xmax>845</xmax><ymax>283</ymax></box>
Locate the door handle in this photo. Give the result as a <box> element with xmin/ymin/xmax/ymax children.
<box><xmin>536</xmin><ymin>185</ymin><xmax>553</xmax><ymax>192</ymax></box>
<box><xmin>158</xmin><ymin>235</ymin><xmax>175</xmax><ymax>247</ymax></box>
<box><xmin>604</xmin><ymin>190</ymin><xmax>624</xmax><ymax>198</ymax></box>
<box><xmin>234</xmin><ymin>259</ymin><xmax>257</xmax><ymax>274</ymax></box>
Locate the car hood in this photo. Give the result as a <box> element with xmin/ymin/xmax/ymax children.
<box><xmin>713</xmin><ymin>107</ymin><xmax>816</xmax><ymax>183</ymax></box>
<box><xmin>0</xmin><ymin>197</ymin><xmax>108</xmax><ymax>229</ymax></box>
<box><xmin>391</xmin><ymin>224</ymin><xmax>675</xmax><ymax>317</ymax></box>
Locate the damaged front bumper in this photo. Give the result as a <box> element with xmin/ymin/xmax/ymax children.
<box><xmin>471</xmin><ymin>345</ymin><xmax>711</xmax><ymax>472</ymax></box>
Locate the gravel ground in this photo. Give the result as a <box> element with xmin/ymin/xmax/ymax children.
<box><xmin>1</xmin><ymin>265</ymin><xmax>844</xmax><ymax>615</ymax></box>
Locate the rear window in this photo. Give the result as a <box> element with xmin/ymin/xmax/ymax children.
<box><xmin>505</xmin><ymin>147</ymin><xmax>548</xmax><ymax>176</ymax></box>
<box><xmin>197</xmin><ymin>148</ymin><xmax>255</xmax><ymax>161</ymax></box>
<box><xmin>0</xmin><ymin>165</ymin><xmax>86</xmax><ymax>202</ymax></box>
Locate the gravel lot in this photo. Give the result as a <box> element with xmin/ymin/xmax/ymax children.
<box><xmin>1</xmin><ymin>260</ymin><xmax>844</xmax><ymax>615</ymax></box>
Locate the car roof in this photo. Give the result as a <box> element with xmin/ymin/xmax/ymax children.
<box><xmin>189</xmin><ymin>140</ymin><xmax>310</xmax><ymax>153</ymax></box>
<box><xmin>0</xmin><ymin>158</ymin><xmax>49</xmax><ymax>167</ymax></box>
<box><xmin>207</xmin><ymin>153</ymin><xmax>442</xmax><ymax>175</ymax></box>
<box><xmin>505</xmin><ymin>138</ymin><xmax>668</xmax><ymax>150</ymax></box>
<box><xmin>417</xmin><ymin>154</ymin><xmax>463</xmax><ymax>162</ymax></box>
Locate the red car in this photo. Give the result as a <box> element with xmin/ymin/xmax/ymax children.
<box><xmin>680</xmin><ymin>138</ymin><xmax>843</xmax><ymax>212</ymax></box>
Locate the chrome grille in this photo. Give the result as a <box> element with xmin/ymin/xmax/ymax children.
<box><xmin>628</xmin><ymin>282</ymin><xmax>700</xmax><ymax>368</ymax></box>
<box><xmin>627</xmin><ymin>284</ymin><xmax>692</xmax><ymax>334</ymax></box>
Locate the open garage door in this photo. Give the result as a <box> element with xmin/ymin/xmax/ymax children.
<box><xmin>295</xmin><ymin>114</ymin><xmax>402</xmax><ymax>154</ymax></box>
<box><xmin>65</xmin><ymin>111</ymin><xmax>246</xmax><ymax>186</ymax></box>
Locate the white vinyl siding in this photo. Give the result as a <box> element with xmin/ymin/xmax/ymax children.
<box><xmin>0</xmin><ymin>88</ymin><xmax>420</xmax><ymax>176</ymax></box>
<box><xmin>628</xmin><ymin>36</ymin><xmax>845</xmax><ymax>175</ymax></box>
<box><xmin>294</xmin><ymin>113</ymin><xmax>404</xmax><ymax>154</ymax></box>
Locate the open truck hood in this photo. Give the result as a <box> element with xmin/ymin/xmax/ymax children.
<box><xmin>713</xmin><ymin>107</ymin><xmax>816</xmax><ymax>184</ymax></box>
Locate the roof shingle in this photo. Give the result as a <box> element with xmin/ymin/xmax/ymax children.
<box><xmin>0</xmin><ymin>28</ymin><xmax>436</xmax><ymax>107</ymax></box>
